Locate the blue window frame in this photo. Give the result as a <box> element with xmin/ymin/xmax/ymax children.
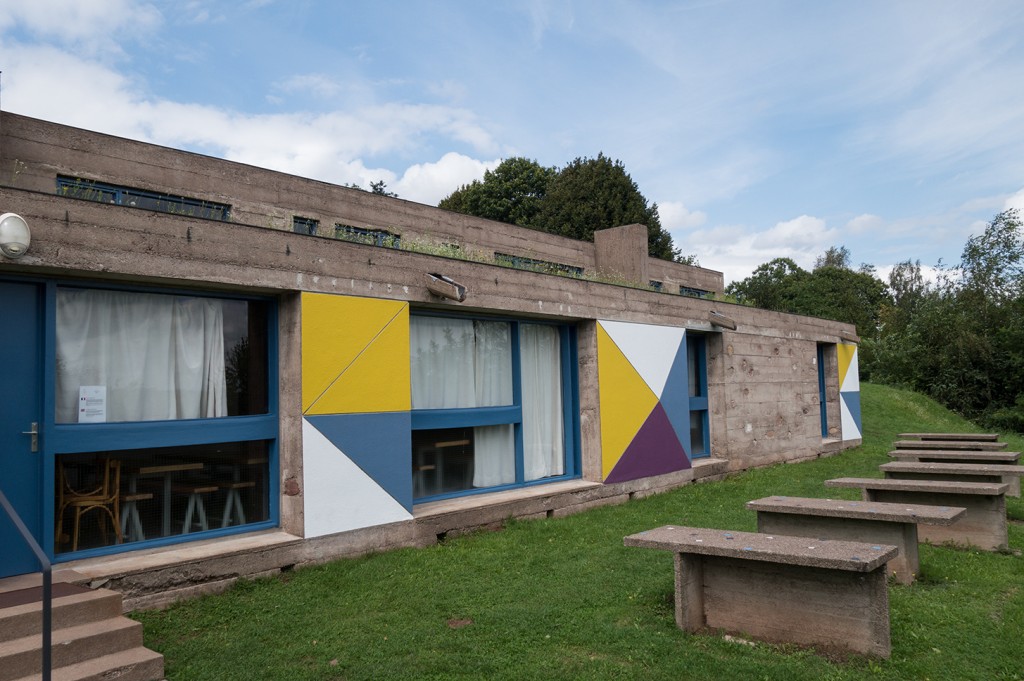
<box><xmin>335</xmin><ymin>224</ymin><xmax>401</xmax><ymax>248</ymax></box>
<box><xmin>494</xmin><ymin>253</ymin><xmax>584</xmax><ymax>277</ymax></box>
<box><xmin>41</xmin><ymin>281</ymin><xmax>279</xmax><ymax>562</ymax></box>
<box><xmin>817</xmin><ymin>343</ymin><xmax>829</xmax><ymax>437</ymax></box>
<box><xmin>687</xmin><ymin>334</ymin><xmax>710</xmax><ymax>458</ymax></box>
<box><xmin>679</xmin><ymin>286</ymin><xmax>713</xmax><ymax>299</ymax></box>
<box><xmin>56</xmin><ymin>176</ymin><xmax>231</xmax><ymax>221</ymax></box>
<box><xmin>410</xmin><ymin>313</ymin><xmax>579</xmax><ymax>501</ymax></box>
<box><xmin>293</xmin><ymin>216</ymin><xmax>319</xmax><ymax>235</ymax></box>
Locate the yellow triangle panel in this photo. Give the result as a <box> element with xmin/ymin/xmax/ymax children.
<box><xmin>302</xmin><ymin>293</ymin><xmax>410</xmax><ymax>414</ymax></box>
<box><xmin>837</xmin><ymin>343</ymin><xmax>856</xmax><ymax>390</ymax></box>
<box><xmin>597</xmin><ymin>324</ymin><xmax>659</xmax><ymax>479</ymax></box>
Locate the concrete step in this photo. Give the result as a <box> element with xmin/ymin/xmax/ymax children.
<box><xmin>0</xmin><ymin>617</ymin><xmax>143</xmax><ymax>681</ymax></box>
<box><xmin>0</xmin><ymin>588</ymin><xmax>122</xmax><ymax>644</ymax></box>
<box><xmin>11</xmin><ymin>646</ymin><xmax>165</xmax><ymax>681</ymax></box>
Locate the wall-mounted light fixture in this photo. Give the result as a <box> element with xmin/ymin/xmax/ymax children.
<box><xmin>0</xmin><ymin>213</ymin><xmax>31</xmax><ymax>258</ymax></box>
<box><xmin>426</xmin><ymin>272</ymin><xmax>467</xmax><ymax>302</ymax></box>
<box><xmin>709</xmin><ymin>310</ymin><xmax>737</xmax><ymax>330</ymax></box>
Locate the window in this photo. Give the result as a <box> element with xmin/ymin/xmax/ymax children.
<box><xmin>50</xmin><ymin>285</ymin><xmax>277</xmax><ymax>558</ymax></box>
<box><xmin>649</xmin><ymin>280</ymin><xmax>663</xmax><ymax>291</ymax></box>
<box><xmin>55</xmin><ymin>288</ymin><xmax>268</xmax><ymax>423</ymax></box>
<box><xmin>679</xmin><ymin>286</ymin><xmax>713</xmax><ymax>299</ymax></box>
<box><xmin>56</xmin><ymin>176</ymin><xmax>231</xmax><ymax>221</ymax></box>
<box><xmin>334</xmin><ymin>224</ymin><xmax>401</xmax><ymax>248</ymax></box>
<box><xmin>293</xmin><ymin>216</ymin><xmax>319</xmax><ymax>235</ymax></box>
<box><xmin>687</xmin><ymin>334</ymin><xmax>710</xmax><ymax>458</ymax></box>
<box><xmin>410</xmin><ymin>314</ymin><xmax>576</xmax><ymax>500</ymax></box>
<box><xmin>494</xmin><ymin>253</ymin><xmax>584</xmax><ymax>277</ymax></box>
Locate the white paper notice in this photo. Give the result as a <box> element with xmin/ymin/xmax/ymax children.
<box><xmin>78</xmin><ymin>386</ymin><xmax>107</xmax><ymax>423</ymax></box>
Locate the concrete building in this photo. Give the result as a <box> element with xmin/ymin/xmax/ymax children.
<box><xmin>0</xmin><ymin>112</ymin><xmax>861</xmax><ymax>608</ymax></box>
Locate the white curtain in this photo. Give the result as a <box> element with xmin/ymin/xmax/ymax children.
<box><xmin>521</xmin><ymin>324</ymin><xmax>564</xmax><ymax>480</ymax></box>
<box><xmin>56</xmin><ymin>289</ymin><xmax>227</xmax><ymax>423</ymax></box>
<box><xmin>410</xmin><ymin>317</ymin><xmax>514</xmax><ymax>487</ymax></box>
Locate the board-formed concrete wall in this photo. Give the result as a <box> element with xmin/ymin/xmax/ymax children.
<box><xmin>0</xmin><ymin>112</ymin><xmax>861</xmax><ymax>581</ymax></box>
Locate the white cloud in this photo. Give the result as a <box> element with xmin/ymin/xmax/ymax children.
<box><xmin>275</xmin><ymin>74</ymin><xmax>343</xmax><ymax>99</ymax></box>
<box><xmin>0</xmin><ymin>39</ymin><xmax>501</xmax><ymax>204</ymax></box>
<box><xmin>659</xmin><ymin>201</ymin><xmax>707</xmax><ymax>231</ymax></box>
<box><xmin>1005</xmin><ymin>187</ymin><xmax>1024</xmax><ymax>213</ymax></box>
<box><xmin>395</xmin><ymin>153</ymin><xmax>499</xmax><ymax>205</ymax></box>
<box><xmin>0</xmin><ymin>0</ymin><xmax>161</xmax><ymax>55</ymax></box>
<box><xmin>845</xmin><ymin>214</ymin><xmax>884</xmax><ymax>234</ymax></box>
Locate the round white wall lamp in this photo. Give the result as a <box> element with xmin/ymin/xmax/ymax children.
<box><xmin>0</xmin><ymin>212</ymin><xmax>31</xmax><ymax>258</ymax></box>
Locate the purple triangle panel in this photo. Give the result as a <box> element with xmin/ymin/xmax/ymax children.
<box><xmin>605</xmin><ymin>402</ymin><xmax>690</xmax><ymax>484</ymax></box>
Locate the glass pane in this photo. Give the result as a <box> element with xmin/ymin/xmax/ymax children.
<box><xmin>412</xmin><ymin>425</ymin><xmax>514</xmax><ymax>499</ymax></box>
<box><xmin>56</xmin><ymin>288</ymin><xmax>267</xmax><ymax>423</ymax></box>
<box><xmin>521</xmin><ymin>324</ymin><xmax>564</xmax><ymax>481</ymax></box>
<box><xmin>687</xmin><ymin>340</ymin><xmax>702</xmax><ymax>398</ymax></box>
<box><xmin>54</xmin><ymin>441</ymin><xmax>270</xmax><ymax>553</ymax></box>
<box><xmin>410</xmin><ymin>317</ymin><xmax>512</xmax><ymax>409</ymax></box>
<box><xmin>690</xmin><ymin>411</ymin><xmax>706</xmax><ymax>457</ymax></box>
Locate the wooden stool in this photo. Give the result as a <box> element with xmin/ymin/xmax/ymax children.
<box><xmin>221</xmin><ymin>481</ymin><xmax>256</xmax><ymax>527</ymax></box>
<box><xmin>120</xmin><ymin>491</ymin><xmax>154</xmax><ymax>542</ymax></box>
<box><xmin>173</xmin><ymin>483</ymin><xmax>219</xmax><ymax>534</ymax></box>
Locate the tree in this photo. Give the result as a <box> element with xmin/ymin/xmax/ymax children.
<box><xmin>438</xmin><ymin>157</ymin><xmax>555</xmax><ymax>227</ymax></box>
<box><xmin>959</xmin><ymin>208</ymin><xmax>1023</xmax><ymax>300</ymax></box>
<box><xmin>439</xmin><ymin>153</ymin><xmax>684</xmax><ymax>262</ymax></box>
<box><xmin>532</xmin><ymin>154</ymin><xmax>676</xmax><ymax>260</ymax></box>
<box><xmin>369</xmin><ymin>180</ymin><xmax>398</xmax><ymax>198</ymax></box>
<box><xmin>814</xmin><ymin>245</ymin><xmax>851</xmax><ymax>270</ymax></box>
<box><xmin>727</xmin><ymin>249</ymin><xmax>890</xmax><ymax>338</ymax></box>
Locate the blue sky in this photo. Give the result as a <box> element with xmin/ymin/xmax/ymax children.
<box><xmin>2</xmin><ymin>0</ymin><xmax>1023</xmax><ymax>283</ymax></box>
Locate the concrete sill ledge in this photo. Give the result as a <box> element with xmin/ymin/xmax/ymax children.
<box><xmin>60</xmin><ymin>529</ymin><xmax>302</xmax><ymax>583</ymax></box>
<box><xmin>414</xmin><ymin>479</ymin><xmax>602</xmax><ymax>518</ymax></box>
<box><xmin>692</xmin><ymin>458</ymin><xmax>729</xmax><ymax>480</ymax></box>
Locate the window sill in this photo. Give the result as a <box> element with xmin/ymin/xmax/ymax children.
<box><xmin>413</xmin><ymin>479</ymin><xmax>599</xmax><ymax>518</ymax></box>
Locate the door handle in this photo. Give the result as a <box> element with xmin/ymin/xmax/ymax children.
<box><xmin>21</xmin><ymin>422</ymin><xmax>38</xmax><ymax>453</ymax></box>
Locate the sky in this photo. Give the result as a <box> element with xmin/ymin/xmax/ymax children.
<box><xmin>1</xmin><ymin>0</ymin><xmax>1023</xmax><ymax>284</ymax></box>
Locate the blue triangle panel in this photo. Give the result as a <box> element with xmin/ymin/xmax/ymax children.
<box><xmin>659</xmin><ymin>338</ymin><xmax>691</xmax><ymax>455</ymax></box>
<box><xmin>306</xmin><ymin>412</ymin><xmax>413</xmax><ymax>511</ymax></box>
<box><xmin>840</xmin><ymin>390</ymin><xmax>862</xmax><ymax>433</ymax></box>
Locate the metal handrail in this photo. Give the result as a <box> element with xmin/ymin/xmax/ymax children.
<box><xmin>0</xmin><ymin>487</ymin><xmax>51</xmax><ymax>681</ymax></box>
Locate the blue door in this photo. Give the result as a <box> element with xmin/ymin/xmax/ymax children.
<box><xmin>0</xmin><ymin>282</ymin><xmax>44</xmax><ymax>578</ymax></box>
<box><xmin>817</xmin><ymin>344</ymin><xmax>828</xmax><ymax>438</ymax></box>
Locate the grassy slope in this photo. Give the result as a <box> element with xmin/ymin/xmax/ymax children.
<box><xmin>137</xmin><ymin>384</ymin><xmax>1024</xmax><ymax>680</ymax></box>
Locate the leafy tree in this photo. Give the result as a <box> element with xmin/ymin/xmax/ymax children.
<box><xmin>369</xmin><ymin>180</ymin><xmax>398</xmax><ymax>197</ymax></box>
<box><xmin>814</xmin><ymin>245</ymin><xmax>851</xmax><ymax>270</ymax></box>
<box><xmin>438</xmin><ymin>157</ymin><xmax>555</xmax><ymax>227</ymax></box>
<box><xmin>532</xmin><ymin>153</ymin><xmax>676</xmax><ymax>260</ymax></box>
<box><xmin>439</xmin><ymin>153</ymin><xmax>687</xmax><ymax>262</ymax></box>
<box><xmin>727</xmin><ymin>249</ymin><xmax>889</xmax><ymax>338</ymax></box>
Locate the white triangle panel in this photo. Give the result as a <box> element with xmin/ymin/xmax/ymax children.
<box><xmin>840</xmin><ymin>396</ymin><xmax>862</xmax><ymax>441</ymax></box>
<box><xmin>840</xmin><ymin>346</ymin><xmax>860</xmax><ymax>393</ymax></box>
<box><xmin>302</xmin><ymin>419</ymin><xmax>412</xmax><ymax>538</ymax></box>
<box><xmin>599</xmin><ymin>320</ymin><xmax>686</xmax><ymax>398</ymax></box>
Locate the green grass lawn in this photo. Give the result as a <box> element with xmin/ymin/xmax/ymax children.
<box><xmin>136</xmin><ymin>383</ymin><xmax>1024</xmax><ymax>680</ymax></box>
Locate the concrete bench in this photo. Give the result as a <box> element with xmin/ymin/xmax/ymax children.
<box><xmin>746</xmin><ymin>496</ymin><xmax>965</xmax><ymax>584</ymax></box>
<box><xmin>880</xmin><ymin>461</ymin><xmax>1023</xmax><ymax>498</ymax></box>
<box><xmin>893</xmin><ymin>439</ymin><xmax>1008</xmax><ymax>451</ymax></box>
<box><xmin>899</xmin><ymin>432</ymin><xmax>1000</xmax><ymax>442</ymax></box>
<box><xmin>824</xmin><ymin>478</ymin><xmax>1009</xmax><ymax>551</ymax></box>
<box><xmin>624</xmin><ymin>525</ymin><xmax>897</xmax><ymax>657</ymax></box>
<box><xmin>888</xmin><ymin>450</ymin><xmax>1021</xmax><ymax>496</ymax></box>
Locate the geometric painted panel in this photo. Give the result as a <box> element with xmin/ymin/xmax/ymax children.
<box><xmin>840</xmin><ymin>391</ymin><xmax>862</xmax><ymax>441</ymax></box>
<box><xmin>605</xmin><ymin>402</ymin><xmax>690</xmax><ymax>483</ymax></box>
<box><xmin>597</xmin><ymin>320</ymin><xmax>691</xmax><ymax>484</ymax></box>
<box><xmin>838</xmin><ymin>343</ymin><xmax>860</xmax><ymax>393</ymax></box>
<box><xmin>301</xmin><ymin>292</ymin><xmax>410</xmax><ymax>415</ymax></box>
<box><xmin>597</xmin><ymin>323</ymin><xmax>660</xmax><ymax>479</ymax></box>
<box><xmin>306</xmin><ymin>412</ymin><xmax>412</xmax><ymax>511</ymax></box>
<box><xmin>302</xmin><ymin>418</ymin><xmax>413</xmax><ymax>538</ymax></box>
<box><xmin>838</xmin><ymin>343</ymin><xmax>861</xmax><ymax>440</ymax></box>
